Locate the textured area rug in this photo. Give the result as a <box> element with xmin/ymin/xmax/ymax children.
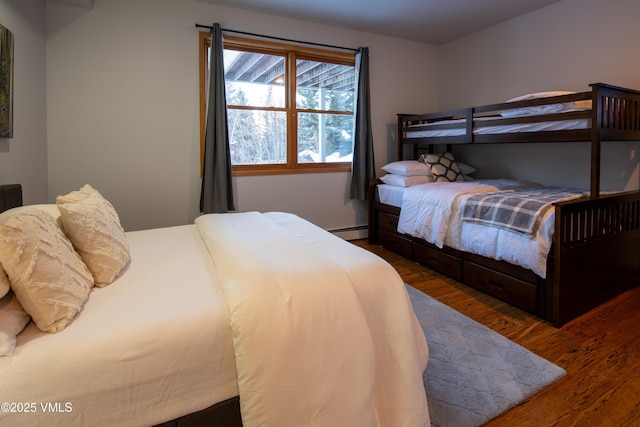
<box><xmin>406</xmin><ymin>284</ymin><xmax>566</xmax><ymax>427</ymax></box>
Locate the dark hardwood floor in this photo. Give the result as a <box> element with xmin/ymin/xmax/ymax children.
<box><xmin>350</xmin><ymin>239</ymin><xmax>640</xmax><ymax>427</ymax></box>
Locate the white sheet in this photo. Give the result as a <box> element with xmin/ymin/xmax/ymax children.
<box><xmin>396</xmin><ymin>180</ymin><xmax>556</xmax><ymax>277</ymax></box>
<box><xmin>377</xmin><ymin>183</ymin><xmax>405</xmax><ymax>207</ymax></box>
<box><xmin>0</xmin><ymin>225</ymin><xmax>237</xmax><ymax>427</ymax></box>
<box><xmin>406</xmin><ymin>114</ymin><xmax>590</xmax><ymax>139</ymax></box>
<box><xmin>195</xmin><ymin>212</ymin><xmax>430</xmax><ymax>427</ymax></box>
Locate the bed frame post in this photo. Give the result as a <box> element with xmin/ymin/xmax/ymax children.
<box><xmin>397</xmin><ymin>114</ymin><xmax>406</xmax><ymax>161</ymax></box>
<box><xmin>552</xmin><ymin>192</ymin><xmax>640</xmax><ymax>326</ymax></box>
<box><xmin>590</xmin><ymin>84</ymin><xmax>602</xmax><ymax>199</ymax></box>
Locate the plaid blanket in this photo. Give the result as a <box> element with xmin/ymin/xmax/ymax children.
<box><xmin>462</xmin><ymin>186</ymin><xmax>585</xmax><ymax>235</ymax></box>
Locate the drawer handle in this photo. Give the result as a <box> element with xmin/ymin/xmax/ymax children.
<box><xmin>488</xmin><ymin>280</ymin><xmax>504</xmax><ymax>290</ymax></box>
<box><xmin>429</xmin><ymin>256</ymin><xmax>440</xmax><ymax>265</ymax></box>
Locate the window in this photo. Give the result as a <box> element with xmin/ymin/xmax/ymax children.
<box><xmin>199</xmin><ymin>33</ymin><xmax>356</xmax><ymax>176</ymax></box>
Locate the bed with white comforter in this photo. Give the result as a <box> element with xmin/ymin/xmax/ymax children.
<box><xmin>394</xmin><ymin>179</ymin><xmax>583</xmax><ymax>278</ymax></box>
<box><xmin>0</xmin><ymin>194</ymin><xmax>429</xmax><ymax>426</ymax></box>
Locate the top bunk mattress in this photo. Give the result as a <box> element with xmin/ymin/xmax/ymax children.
<box><xmin>405</xmin><ymin>114</ymin><xmax>590</xmax><ymax>139</ymax></box>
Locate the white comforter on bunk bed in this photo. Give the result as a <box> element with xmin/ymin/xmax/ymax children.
<box><xmin>396</xmin><ymin>179</ymin><xmax>583</xmax><ymax>278</ymax></box>
<box><xmin>1</xmin><ymin>211</ymin><xmax>429</xmax><ymax>427</ymax></box>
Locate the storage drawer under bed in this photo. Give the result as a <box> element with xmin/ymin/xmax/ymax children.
<box><xmin>377</xmin><ymin>229</ymin><xmax>413</xmax><ymax>259</ymax></box>
<box><xmin>412</xmin><ymin>240</ymin><xmax>462</xmax><ymax>281</ymax></box>
<box><xmin>463</xmin><ymin>260</ymin><xmax>538</xmax><ymax>314</ymax></box>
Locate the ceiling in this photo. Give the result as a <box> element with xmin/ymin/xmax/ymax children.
<box><xmin>202</xmin><ymin>0</ymin><xmax>561</xmax><ymax>45</ymax></box>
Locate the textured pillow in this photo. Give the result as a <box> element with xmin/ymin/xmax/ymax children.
<box><xmin>0</xmin><ymin>291</ymin><xmax>31</xmax><ymax>356</ymax></box>
<box><xmin>419</xmin><ymin>154</ymin><xmax>477</xmax><ymax>176</ymax></box>
<box><xmin>380</xmin><ymin>174</ymin><xmax>434</xmax><ymax>187</ymax></box>
<box><xmin>423</xmin><ymin>152</ymin><xmax>464</xmax><ymax>182</ymax></box>
<box><xmin>56</xmin><ymin>185</ymin><xmax>130</xmax><ymax>287</ymax></box>
<box><xmin>0</xmin><ymin>210</ymin><xmax>94</xmax><ymax>333</ymax></box>
<box><xmin>382</xmin><ymin>160</ymin><xmax>432</xmax><ymax>177</ymax></box>
<box><xmin>1</xmin><ymin>204</ymin><xmax>65</xmax><ymax>232</ymax></box>
<box><xmin>0</xmin><ymin>263</ymin><xmax>10</xmax><ymax>299</ymax></box>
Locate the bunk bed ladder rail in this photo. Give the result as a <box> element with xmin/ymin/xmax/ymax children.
<box><xmin>593</xmin><ymin>83</ymin><xmax>640</xmax><ymax>136</ymax></box>
<box><xmin>551</xmin><ymin>191</ymin><xmax>640</xmax><ymax>326</ymax></box>
<box><xmin>590</xmin><ymin>84</ymin><xmax>640</xmax><ymax>198</ymax></box>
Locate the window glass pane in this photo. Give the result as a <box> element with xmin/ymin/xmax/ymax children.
<box><xmin>298</xmin><ymin>112</ymin><xmax>353</xmax><ymax>163</ymax></box>
<box><xmin>296</xmin><ymin>59</ymin><xmax>355</xmax><ymax>112</ymax></box>
<box><xmin>228</xmin><ymin>109</ymin><xmax>287</xmax><ymax>165</ymax></box>
<box><xmin>224</xmin><ymin>49</ymin><xmax>285</xmax><ymax>108</ymax></box>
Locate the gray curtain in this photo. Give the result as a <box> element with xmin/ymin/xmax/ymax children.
<box><xmin>349</xmin><ymin>47</ymin><xmax>375</xmax><ymax>200</ymax></box>
<box><xmin>200</xmin><ymin>23</ymin><xmax>235</xmax><ymax>213</ymax></box>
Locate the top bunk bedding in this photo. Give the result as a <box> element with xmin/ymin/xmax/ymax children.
<box><xmin>400</xmin><ymin>83</ymin><xmax>640</xmax><ymax>146</ymax></box>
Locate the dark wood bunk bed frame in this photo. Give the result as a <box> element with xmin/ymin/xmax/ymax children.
<box><xmin>369</xmin><ymin>83</ymin><xmax>640</xmax><ymax>327</ymax></box>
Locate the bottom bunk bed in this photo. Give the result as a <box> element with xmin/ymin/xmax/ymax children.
<box><xmin>369</xmin><ymin>175</ymin><xmax>640</xmax><ymax>327</ymax></box>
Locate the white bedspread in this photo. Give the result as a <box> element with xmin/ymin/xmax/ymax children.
<box><xmin>195</xmin><ymin>212</ymin><xmax>429</xmax><ymax>427</ymax></box>
<box><xmin>396</xmin><ymin>179</ymin><xmax>557</xmax><ymax>277</ymax></box>
<box><xmin>397</xmin><ymin>179</ymin><xmax>526</xmax><ymax>248</ymax></box>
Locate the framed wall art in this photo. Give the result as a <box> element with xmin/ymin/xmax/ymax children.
<box><xmin>0</xmin><ymin>23</ymin><xmax>14</xmax><ymax>138</ymax></box>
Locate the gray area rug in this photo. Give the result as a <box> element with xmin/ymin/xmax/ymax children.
<box><xmin>406</xmin><ymin>284</ymin><xmax>566</xmax><ymax>427</ymax></box>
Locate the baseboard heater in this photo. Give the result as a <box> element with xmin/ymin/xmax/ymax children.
<box><xmin>329</xmin><ymin>225</ymin><xmax>368</xmax><ymax>240</ymax></box>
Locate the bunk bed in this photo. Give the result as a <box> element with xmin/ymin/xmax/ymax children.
<box><xmin>369</xmin><ymin>83</ymin><xmax>640</xmax><ymax>327</ymax></box>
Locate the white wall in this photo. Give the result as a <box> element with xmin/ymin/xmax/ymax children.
<box><xmin>438</xmin><ymin>0</ymin><xmax>640</xmax><ymax>192</ymax></box>
<box><xmin>0</xmin><ymin>0</ymin><xmax>48</xmax><ymax>204</ymax></box>
<box><xmin>45</xmin><ymin>0</ymin><xmax>439</xmax><ymax>231</ymax></box>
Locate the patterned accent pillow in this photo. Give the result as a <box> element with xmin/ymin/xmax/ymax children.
<box><xmin>423</xmin><ymin>152</ymin><xmax>464</xmax><ymax>182</ymax></box>
<box><xmin>57</xmin><ymin>185</ymin><xmax>130</xmax><ymax>287</ymax></box>
<box><xmin>0</xmin><ymin>210</ymin><xmax>94</xmax><ymax>333</ymax></box>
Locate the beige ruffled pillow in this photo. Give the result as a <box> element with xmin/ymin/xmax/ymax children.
<box><xmin>56</xmin><ymin>185</ymin><xmax>130</xmax><ymax>287</ymax></box>
<box><xmin>0</xmin><ymin>291</ymin><xmax>31</xmax><ymax>356</ymax></box>
<box><xmin>0</xmin><ymin>263</ymin><xmax>10</xmax><ymax>299</ymax></box>
<box><xmin>0</xmin><ymin>210</ymin><xmax>94</xmax><ymax>333</ymax></box>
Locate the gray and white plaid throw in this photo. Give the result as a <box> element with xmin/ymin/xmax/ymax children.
<box><xmin>462</xmin><ymin>187</ymin><xmax>585</xmax><ymax>235</ymax></box>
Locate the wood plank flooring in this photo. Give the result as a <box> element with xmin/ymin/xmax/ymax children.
<box><xmin>350</xmin><ymin>239</ymin><xmax>640</xmax><ymax>427</ymax></box>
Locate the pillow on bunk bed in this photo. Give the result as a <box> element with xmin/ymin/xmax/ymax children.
<box><xmin>456</xmin><ymin>161</ymin><xmax>476</xmax><ymax>176</ymax></box>
<box><xmin>500</xmin><ymin>90</ymin><xmax>592</xmax><ymax>118</ymax></box>
<box><xmin>380</xmin><ymin>174</ymin><xmax>434</xmax><ymax>187</ymax></box>
<box><xmin>0</xmin><ymin>291</ymin><xmax>31</xmax><ymax>356</ymax></box>
<box><xmin>0</xmin><ymin>209</ymin><xmax>94</xmax><ymax>333</ymax></box>
<box><xmin>422</xmin><ymin>152</ymin><xmax>464</xmax><ymax>182</ymax></box>
<box><xmin>57</xmin><ymin>185</ymin><xmax>130</xmax><ymax>287</ymax></box>
<box><xmin>382</xmin><ymin>160</ymin><xmax>431</xmax><ymax>176</ymax></box>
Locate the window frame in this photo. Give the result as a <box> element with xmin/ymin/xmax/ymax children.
<box><xmin>199</xmin><ymin>32</ymin><xmax>356</xmax><ymax>176</ymax></box>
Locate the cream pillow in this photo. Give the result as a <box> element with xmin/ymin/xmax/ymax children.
<box><xmin>0</xmin><ymin>210</ymin><xmax>94</xmax><ymax>333</ymax></box>
<box><xmin>56</xmin><ymin>185</ymin><xmax>130</xmax><ymax>287</ymax></box>
<box><xmin>0</xmin><ymin>291</ymin><xmax>31</xmax><ymax>356</ymax></box>
<box><xmin>1</xmin><ymin>204</ymin><xmax>65</xmax><ymax>232</ymax></box>
<box><xmin>0</xmin><ymin>263</ymin><xmax>9</xmax><ymax>299</ymax></box>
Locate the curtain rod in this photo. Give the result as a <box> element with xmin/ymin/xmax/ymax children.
<box><xmin>195</xmin><ymin>23</ymin><xmax>359</xmax><ymax>53</ymax></box>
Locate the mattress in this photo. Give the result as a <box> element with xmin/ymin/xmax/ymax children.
<box><xmin>0</xmin><ymin>225</ymin><xmax>238</xmax><ymax>427</ymax></box>
<box><xmin>377</xmin><ymin>183</ymin><xmax>405</xmax><ymax>207</ymax></box>
<box><xmin>405</xmin><ymin>114</ymin><xmax>590</xmax><ymax>139</ymax></box>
